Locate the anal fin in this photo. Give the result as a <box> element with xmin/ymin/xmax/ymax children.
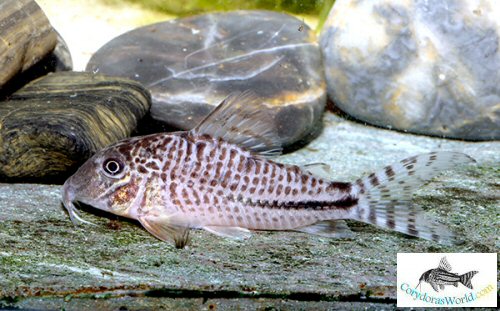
<box><xmin>202</xmin><ymin>226</ymin><xmax>252</xmax><ymax>240</ymax></box>
<box><xmin>294</xmin><ymin>220</ymin><xmax>353</xmax><ymax>239</ymax></box>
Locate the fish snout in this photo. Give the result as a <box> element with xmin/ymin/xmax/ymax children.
<box><xmin>61</xmin><ymin>158</ymin><xmax>98</xmax><ymax>206</ymax></box>
<box><xmin>62</xmin><ymin>177</ymin><xmax>78</xmax><ymax>222</ymax></box>
<box><xmin>61</xmin><ymin>175</ymin><xmax>96</xmax><ymax>226</ymax></box>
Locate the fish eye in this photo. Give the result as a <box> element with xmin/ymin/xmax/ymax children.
<box><xmin>102</xmin><ymin>158</ymin><xmax>124</xmax><ymax>177</ymax></box>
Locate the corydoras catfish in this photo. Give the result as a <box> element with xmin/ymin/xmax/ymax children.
<box><xmin>416</xmin><ymin>257</ymin><xmax>478</xmax><ymax>292</ymax></box>
<box><xmin>62</xmin><ymin>92</ymin><xmax>475</xmax><ymax>248</ymax></box>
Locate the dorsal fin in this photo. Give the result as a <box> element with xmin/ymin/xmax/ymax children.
<box><xmin>191</xmin><ymin>91</ymin><xmax>282</xmax><ymax>157</ymax></box>
<box><xmin>438</xmin><ymin>257</ymin><xmax>452</xmax><ymax>271</ymax></box>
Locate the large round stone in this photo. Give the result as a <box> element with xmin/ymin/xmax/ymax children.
<box><xmin>87</xmin><ymin>10</ymin><xmax>326</xmax><ymax>147</ymax></box>
<box><xmin>0</xmin><ymin>72</ymin><xmax>150</xmax><ymax>183</ymax></box>
<box><xmin>321</xmin><ymin>0</ymin><xmax>500</xmax><ymax>140</ymax></box>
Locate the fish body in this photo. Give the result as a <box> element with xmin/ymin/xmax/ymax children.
<box><xmin>67</xmin><ymin>131</ymin><xmax>354</xmax><ymax>230</ymax></box>
<box><xmin>62</xmin><ymin>92</ymin><xmax>475</xmax><ymax>247</ymax></box>
<box><xmin>417</xmin><ymin>257</ymin><xmax>478</xmax><ymax>292</ymax></box>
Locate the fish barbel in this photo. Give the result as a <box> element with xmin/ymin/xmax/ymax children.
<box><xmin>62</xmin><ymin>92</ymin><xmax>475</xmax><ymax>247</ymax></box>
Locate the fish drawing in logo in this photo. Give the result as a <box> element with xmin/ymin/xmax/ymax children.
<box><xmin>61</xmin><ymin>91</ymin><xmax>476</xmax><ymax>248</ymax></box>
<box><xmin>416</xmin><ymin>257</ymin><xmax>478</xmax><ymax>292</ymax></box>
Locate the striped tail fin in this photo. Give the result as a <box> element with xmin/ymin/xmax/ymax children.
<box><xmin>460</xmin><ymin>271</ymin><xmax>478</xmax><ymax>289</ymax></box>
<box><xmin>349</xmin><ymin>152</ymin><xmax>475</xmax><ymax>245</ymax></box>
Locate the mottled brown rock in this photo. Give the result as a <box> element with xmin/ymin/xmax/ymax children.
<box><xmin>86</xmin><ymin>10</ymin><xmax>326</xmax><ymax>147</ymax></box>
<box><xmin>0</xmin><ymin>0</ymin><xmax>57</xmax><ymax>90</ymax></box>
<box><xmin>0</xmin><ymin>72</ymin><xmax>150</xmax><ymax>183</ymax></box>
<box><xmin>321</xmin><ymin>0</ymin><xmax>500</xmax><ymax>141</ymax></box>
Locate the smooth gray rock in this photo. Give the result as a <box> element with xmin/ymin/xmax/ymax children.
<box><xmin>86</xmin><ymin>10</ymin><xmax>326</xmax><ymax>147</ymax></box>
<box><xmin>1</xmin><ymin>111</ymin><xmax>498</xmax><ymax>309</ymax></box>
<box><xmin>321</xmin><ymin>0</ymin><xmax>500</xmax><ymax>140</ymax></box>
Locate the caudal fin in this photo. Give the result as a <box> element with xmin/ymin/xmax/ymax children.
<box><xmin>349</xmin><ymin>152</ymin><xmax>475</xmax><ymax>244</ymax></box>
<box><xmin>460</xmin><ymin>271</ymin><xmax>478</xmax><ymax>289</ymax></box>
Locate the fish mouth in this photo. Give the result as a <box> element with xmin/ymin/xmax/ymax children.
<box><xmin>61</xmin><ymin>178</ymin><xmax>96</xmax><ymax>226</ymax></box>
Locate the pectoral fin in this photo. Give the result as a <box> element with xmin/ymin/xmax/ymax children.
<box><xmin>293</xmin><ymin>220</ymin><xmax>353</xmax><ymax>238</ymax></box>
<box><xmin>138</xmin><ymin>215</ymin><xmax>191</xmax><ymax>249</ymax></box>
<box><xmin>202</xmin><ymin>226</ymin><xmax>252</xmax><ymax>240</ymax></box>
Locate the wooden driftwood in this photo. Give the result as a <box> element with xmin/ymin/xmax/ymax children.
<box><xmin>0</xmin><ymin>0</ymin><xmax>58</xmax><ymax>89</ymax></box>
<box><xmin>0</xmin><ymin>72</ymin><xmax>151</xmax><ymax>183</ymax></box>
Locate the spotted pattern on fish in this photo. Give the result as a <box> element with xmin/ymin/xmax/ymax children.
<box><xmin>92</xmin><ymin>132</ymin><xmax>356</xmax><ymax>232</ymax></box>
<box><xmin>62</xmin><ymin>92</ymin><xmax>476</xmax><ymax>247</ymax></box>
<box><xmin>96</xmin><ymin>134</ymin><xmax>471</xmax><ymax>242</ymax></box>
